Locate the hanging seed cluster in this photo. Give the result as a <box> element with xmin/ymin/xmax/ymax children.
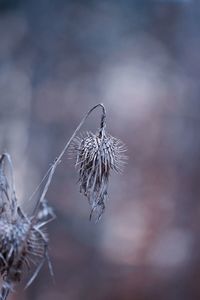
<box><xmin>70</xmin><ymin>106</ymin><xmax>127</xmax><ymax>221</ymax></box>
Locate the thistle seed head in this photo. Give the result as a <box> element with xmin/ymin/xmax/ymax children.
<box><xmin>0</xmin><ymin>154</ymin><xmax>53</xmax><ymax>299</ymax></box>
<box><xmin>0</xmin><ymin>208</ymin><xmax>48</xmax><ymax>282</ymax></box>
<box><xmin>71</xmin><ymin>130</ymin><xmax>127</xmax><ymax>221</ymax></box>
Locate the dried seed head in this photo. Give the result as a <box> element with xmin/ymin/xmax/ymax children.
<box><xmin>71</xmin><ymin>130</ymin><xmax>127</xmax><ymax>221</ymax></box>
<box><xmin>0</xmin><ymin>211</ymin><xmax>46</xmax><ymax>282</ymax></box>
<box><xmin>0</xmin><ymin>154</ymin><xmax>53</xmax><ymax>300</ymax></box>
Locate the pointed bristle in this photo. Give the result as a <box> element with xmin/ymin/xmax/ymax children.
<box><xmin>70</xmin><ymin>130</ymin><xmax>127</xmax><ymax>221</ymax></box>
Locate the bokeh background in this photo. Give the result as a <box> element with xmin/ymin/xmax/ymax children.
<box><xmin>0</xmin><ymin>0</ymin><xmax>200</xmax><ymax>299</ymax></box>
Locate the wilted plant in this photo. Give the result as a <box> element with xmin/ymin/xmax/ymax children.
<box><xmin>0</xmin><ymin>153</ymin><xmax>54</xmax><ymax>300</ymax></box>
<box><xmin>70</xmin><ymin>104</ymin><xmax>127</xmax><ymax>220</ymax></box>
<box><xmin>0</xmin><ymin>103</ymin><xmax>126</xmax><ymax>299</ymax></box>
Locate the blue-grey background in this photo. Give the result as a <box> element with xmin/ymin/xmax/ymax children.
<box><xmin>0</xmin><ymin>0</ymin><xmax>200</xmax><ymax>299</ymax></box>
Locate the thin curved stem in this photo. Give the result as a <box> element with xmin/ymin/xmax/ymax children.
<box><xmin>27</xmin><ymin>165</ymin><xmax>54</xmax><ymax>203</ymax></box>
<box><xmin>0</xmin><ymin>153</ymin><xmax>17</xmax><ymax>214</ymax></box>
<box><xmin>32</xmin><ymin>103</ymin><xmax>106</xmax><ymax>216</ymax></box>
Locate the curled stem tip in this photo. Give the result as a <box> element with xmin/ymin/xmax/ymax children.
<box><xmin>32</xmin><ymin>103</ymin><xmax>106</xmax><ymax>216</ymax></box>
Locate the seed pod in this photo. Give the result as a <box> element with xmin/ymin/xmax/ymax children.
<box><xmin>71</xmin><ymin>130</ymin><xmax>127</xmax><ymax>221</ymax></box>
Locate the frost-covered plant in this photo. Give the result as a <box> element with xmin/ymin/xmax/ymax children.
<box><xmin>70</xmin><ymin>104</ymin><xmax>127</xmax><ymax>220</ymax></box>
<box><xmin>0</xmin><ymin>154</ymin><xmax>54</xmax><ymax>300</ymax></box>
<box><xmin>0</xmin><ymin>104</ymin><xmax>126</xmax><ymax>299</ymax></box>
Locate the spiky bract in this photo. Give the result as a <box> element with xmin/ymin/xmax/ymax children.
<box><xmin>71</xmin><ymin>131</ymin><xmax>127</xmax><ymax>221</ymax></box>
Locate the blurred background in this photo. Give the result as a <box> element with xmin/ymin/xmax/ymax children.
<box><xmin>0</xmin><ymin>0</ymin><xmax>200</xmax><ymax>299</ymax></box>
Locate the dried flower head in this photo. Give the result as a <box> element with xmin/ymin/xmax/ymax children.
<box><xmin>0</xmin><ymin>154</ymin><xmax>54</xmax><ymax>300</ymax></box>
<box><xmin>70</xmin><ymin>105</ymin><xmax>127</xmax><ymax>221</ymax></box>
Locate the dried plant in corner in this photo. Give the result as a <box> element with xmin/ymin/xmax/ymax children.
<box><xmin>0</xmin><ymin>103</ymin><xmax>126</xmax><ymax>299</ymax></box>
<box><xmin>0</xmin><ymin>153</ymin><xmax>54</xmax><ymax>300</ymax></box>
